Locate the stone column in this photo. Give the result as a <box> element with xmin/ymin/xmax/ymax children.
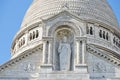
<box><xmin>82</xmin><ymin>40</ymin><xmax>87</xmax><ymax>64</ymax></box>
<box><xmin>41</xmin><ymin>37</ymin><xmax>53</xmax><ymax>72</ymax></box>
<box><xmin>75</xmin><ymin>37</ymin><xmax>88</xmax><ymax>73</ymax></box>
<box><xmin>25</xmin><ymin>30</ymin><xmax>29</xmax><ymax>45</ymax></box>
<box><xmin>42</xmin><ymin>37</ymin><xmax>53</xmax><ymax>64</ymax></box>
<box><xmin>48</xmin><ymin>40</ymin><xmax>53</xmax><ymax>64</ymax></box>
<box><xmin>76</xmin><ymin>40</ymin><xmax>80</xmax><ymax>64</ymax></box>
<box><xmin>75</xmin><ymin>37</ymin><xmax>86</xmax><ymax>64</ymax></box>
<box><xmin>43</xmin><ymin>40</ymin><xmax>47</xmax><ymax>64</ymax></box>
<box><xmin>79</xmin><ymin>41</ymin><xmax>82</xmax><ymax>64</ymax></box>
<box><xmin>16</xmin><ymin>39</ymin><xmax>19</xmax><ymax>51</ymax></box>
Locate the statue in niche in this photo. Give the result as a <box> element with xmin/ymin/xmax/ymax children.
<box><xmin>58</xmin><ymin>36</ymin><xmax>71</xmax><ymax>71</ymax></box>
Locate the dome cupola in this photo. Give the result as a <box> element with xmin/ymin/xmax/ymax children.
<box><xmin>11</xmin><ymin>0</ymin><xmax>120</xmax><ymax>59</ymax></box>
<box><xmin>21</xmin><ymin>0</ymin><xmax>119</xmax><ymax>29</ymax></box>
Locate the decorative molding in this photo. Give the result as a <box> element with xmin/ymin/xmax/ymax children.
<box><xmin>0</xmin><ymin>44</ymin><xmax>43</xmax><ymax>72</ymax></box>
<box><xmin>42</xmin><ymin>37</ymin><xmax>54</xmax><ymax>41</ymax></box>
<box><xmin>61</xmin><ymin>3</ymin><xmax>69</xmax><ymax>10</ymax></box>
<box><xmin>48</xmin><ymin>21</ymin><xmax>81</xmax><ymax>37</ymax></box>
<box><xmin>93</xmin><ymin>62</ymin><xmax>106</xmax><ymax>73</ymax></box>
<box><xmin>76</xmin><ymin>37</ymin><xmax>87</xmax><ymax>41</ymax></box>
<box><xmin>0</xmin><ymin>77</ymin><xmax>38</xmax><ymax>79</ymax></box>
<box><xmin>87</xmin><ymin>44</ymin><xmax>120</xmax><ymax>68</ymax></box>
<box><xmin>87</xmin><ymin>37</ymin><xmax>120</xmax><ymax>54</ymax></box>
<box><xmin>23</xmin><ymin>63</ymin><xmax>35</xmax><ymax>72</ymax></box>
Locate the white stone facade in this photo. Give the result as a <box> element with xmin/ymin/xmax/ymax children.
<box><xmin>0</xmin><ymin>0</ymin><xmax>120</xmax><ymax>80</ymax></box>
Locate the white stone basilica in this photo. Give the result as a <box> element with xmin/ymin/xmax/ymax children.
<box><xmin>0</xmin><ymin>0</ymin><xmax>120</xmax><ymax>80</ymax></box>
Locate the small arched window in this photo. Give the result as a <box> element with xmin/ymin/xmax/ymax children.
<box><xmin>99</xmin><ymin>30</ymin><xmax>102</xmax><ymax>38</ymax></box>
<box><xmin>21</xmin><ymin>39</ymin><xmax>23</xmax><ymax>46</ymax></box>
<box><xmin>36</xmin><ymin>30</ymin><xmax>39</xmax><ymax>38</ymax></box>
<box><xmin>18</xmin><ymin>41</ymin><xmax>21</xmax><ymax>48</ymax></box>
<box><xmin>90</xmin><ymin>27</ymin><xmax>93</xmax><ymax>35</ymax></box>
<box><xmin>29</xmin><ymin>33</ymin><xmax>32</xmax><ymax>41</ymax></box>
<box><xmin>33</xmin><ymin>31</ymin><xmax>35</xmax><ymax>39</ymax></box>
<box><xmin>113</xmin><ymin>37</ymin><xmax>116</xmax><ymax>44</ymax></box>
<box><xmin>116</xmin><ymin>39</ymin><xmax>118</xmax><ymax>46</ymax></box>
<box><xmin>87</xmin><ymin>26</ymin><xmax>90</xmax><ymax>34</ymax></box>
<box><xmin>106</xmin><ymin>32</ymin><xmax>109</xmax><ymax>40</ymax></box>
<box><xmin>103</xmin><ymin>31</ymin><xmax>105</xmax><ymax>39</ymax></box>
<box><xmin>119</xmin><ymin>41</ymin><xmax>120</xmax><ymax>48</ymax></box>
<box><xmin>23</xmin><ymin>37</ymin><xmax>25</xmax><ymax>45</ymax></box>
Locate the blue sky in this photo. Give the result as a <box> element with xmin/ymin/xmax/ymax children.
<box><xmin>0</xmin><ymin>0</ymin><xmax>120</xmax><ymax>64</ymax></box>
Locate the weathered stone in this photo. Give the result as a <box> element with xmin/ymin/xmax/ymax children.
<box><xmin>1</xmin><ymin>0</ymin><xmax>120</xmax><ymax>80</ymax></box>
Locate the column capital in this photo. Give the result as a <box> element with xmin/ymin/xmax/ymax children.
<box><xmin>42</xmin><ymin>37</ymin><xmax>54</xmax><ymax>41</ymax></box>
<box><xmin>75</xmin><ymin>37</ymin><xmax>87</xmax><ymax>41</ymax></box>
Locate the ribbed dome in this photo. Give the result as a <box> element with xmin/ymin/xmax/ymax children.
<box><xmin>21</xmin><ymin>0</ymin><xmax>119</xmax><ymax>29</ymax></box>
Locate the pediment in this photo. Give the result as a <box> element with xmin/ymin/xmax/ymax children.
<box><xmin>87</xmin><ymin>44</ymin><xmax>120</xmax><ymax>69</ymax></box>
<box><xmin>43</xmin><ymin>10</ymin><xmax>85</xmax><ymax>23</ymax></box>
<box><xmin>94</xmin><ymin>44</ymin><xmax>120</xmax><ymax>60</ymax></box>
<box><xmin>0</xmin><ymin>44</ymin><xmax>42</xmax><ymax>73</ymax></box>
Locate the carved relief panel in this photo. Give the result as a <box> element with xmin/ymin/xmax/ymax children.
<box><xmin>21</xmin><ymin>62</ymin><xmax>36</xmax><ymax>72</ymax></box>
<box><xmin>88</xmin><ymin>53</ymin><xmax>115</xmax><ymax>78</ymax></box>
<box><xmin>93</xmin><ymin>62</ymin><xmax>106</xmax><ymax>73</ymax></box>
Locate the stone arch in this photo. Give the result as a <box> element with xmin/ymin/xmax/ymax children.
<box><xmin>49</xmin><ymin>21</ymin><xmax>82</xmax><ymax>71</ymax></box>
<box><xmin>47</xmin><ymin>21</ymin><xmax>84</xmax><ymax>71</ymax></box>
<box><xmin>48</xmin><ymin>21</ymin><xmax>82</xmax><ymax>37</ymax></box>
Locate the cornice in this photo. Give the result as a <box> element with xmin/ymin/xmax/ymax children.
<box><xmin>11</xmin><ymin>10</ymin><xmax>120</xmax><ymax>62</ymax></box>
<box><xmin>14</xmin><ymin>10</ymin><xmax>120</xmax><ymax>43</ymax></box>
<box><xmin>0</xmin><ymin>44</ymin><xmax>43</xmax><ymax>72</ymax></box>
<box><xmin>93</xmin><ymin>44</ymin><xmax>120</xmax><ymax>60</ymax></box>
<box><xmin>43</xmin><ymin>10</ymin><xmax>86</xmax><ymax>24</ymax></box>
<box><xmin>87</xmin><ymin>44</ymin><xmax>120</xmax><ymax>68</ymax></box>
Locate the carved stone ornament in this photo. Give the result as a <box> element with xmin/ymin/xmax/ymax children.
<box><xmin>57</xmin><ymin>29</ymin><xmax>73</xmax><ymax>43</ymax></box>
<box><xmin>23</xmin><ymin>63</ymin><xmax>35</xmax><ymax>72</ymax></box>
<box><xmin>94</xmin><ymin>62</ymin><xmax>106</xmax><ymax>73</ymax></box>
<box><xmin>61</xmin><ymin>3</ymin><xmax>69</xmax><ymax>10</ymax></box>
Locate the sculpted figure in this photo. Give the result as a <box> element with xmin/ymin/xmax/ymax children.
<box><xmin>24</xmin><ymin>63</ymin><xmax>35</xmax><ymax>72</ymax></box>
<box><xmin>58</xmin><ymin>36</ymin><xmax>71</xmax><ymax>71</ymax></box>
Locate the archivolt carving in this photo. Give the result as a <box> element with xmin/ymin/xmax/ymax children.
<box><xmin>48</xmin><ymin>21</ymin><xmax>82</xmax><ymax>37</ymax></box>
<box><xmin>57</xmin><ymin>29</ymin><xmax>74</xmax><ymax>43</ymax></box>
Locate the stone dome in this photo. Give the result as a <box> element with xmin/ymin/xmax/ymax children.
<box><xmin>11</xmin><ymin>0</ymin><xmax>120</xmax><ymax>59</ymax></box>
<box><xmin>7</xmin><ymin>1</ymin><xmax>120</xmax><ymax>79</ymax></box>
<box><xmin>21</xmin><ymin>0</ymin><xmax>119</xmax><ymax>29</ymax></box>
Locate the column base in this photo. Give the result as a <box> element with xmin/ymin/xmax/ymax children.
<box><xmin>39</xmin><ymin>64</ymin><xmax>90</xmax><ymax>80</ymax></box>
<box><xmin>40</xmin><ymin>64</ymin><xmax>52</xmax><ymax>73</ymax></box>
<box><xmin>75</xmin><ymin>64</ymin><xmax>88</xmax><ymax>73</ymax></box>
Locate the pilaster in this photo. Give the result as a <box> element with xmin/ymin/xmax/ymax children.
<box><xmin>41</xmin><ymin>37</ymin><xmax>53</xmax><ymax>70</ymax></box>
<box><xmin>75</xmin><ymin>37</ymin><xmax>88</xmax><ymax>73</ymax></box>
